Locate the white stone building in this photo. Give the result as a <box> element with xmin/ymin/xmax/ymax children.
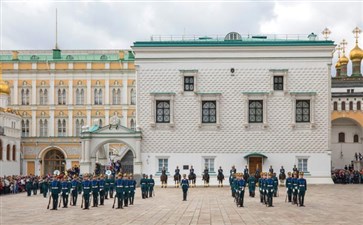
<box><xmin>133</xmin><ymin>32</ymin><xmax>335</xmax><ymax>184</ymax></box>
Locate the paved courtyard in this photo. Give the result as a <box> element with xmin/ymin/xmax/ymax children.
<box><xmin>1</xmin><ymin>184</ymin><xmax>362</xmax><ymax>225</ymax></box>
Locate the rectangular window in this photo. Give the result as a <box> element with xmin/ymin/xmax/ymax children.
<box><xmin>204</xmin><ymin>158</ymin><xmax>215</xmax><ymax>173</ymax></box>
<box><xmin>184</xmin><ymin>76</ymin><xmax>194</xmax><ymax>91</ymax></box>
<box><xmin>202</xmin><ymin>101</ymin><xmax>216</xmax><ymax>123</ymax></box>
<box><xmin>158</xmin><ymin>158</ymin><xmax>168</xmax><ymax>172</ymax></box>
<box><xmin>273</xmin><ymin>76</ymin><xmax>283</xmax><ymax>90</ymax></box>
<box><xmin>298</xmin><ymin>158</ymin><xmax>308</xmax><ymax>172</ymax></box>
<box><xmin>156</xmin><ymin>100</ymin><xmax>170</xmax><ymax>123</ymax></box>
<box><xmin>249</xmin><ymin>100</ymin><xmax>263</xmax><ymax>123</ymax></box>
<box><xmin>296</xmin><ymin>100</ymin><xmax>310</xmax><ymax>123</ymax></box>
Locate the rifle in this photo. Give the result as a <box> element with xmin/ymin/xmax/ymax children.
<box><xmin>285</xmin><ymin>190</ymin><xmax>288</xmax><ymax>202</ymax></box>
<box><xmin>58</xmin><ymin>194</ymin><xmax>62</xmax><ymax>208</ymax></box>
<box><xmin>112</xmin><ymin>194</ymin><xmax>117</xmax><ymax>208</ymax></box>
<box><xmin>47</xmin><ymin>194</ymin><xmax>52</xmax><ymax>209</ymax></box>
<box><xmin>81</xmin><ymin>194</ymin><xmax>84</xmax><ymax>208</ymax></box>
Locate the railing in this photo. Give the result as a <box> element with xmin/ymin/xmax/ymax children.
<box><xmin>149</xmin><ymin>33</ymin><xmax>320</xmax><ymax>42</ymax></box>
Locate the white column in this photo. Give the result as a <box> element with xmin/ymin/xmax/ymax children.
<box><xmin>50</xmin><ymin>77</ymin><xmax>55</xmax><ymax>105</ymax></box>
<box><xmin>105</xmin><ymin>109</ymin><xmax>110</xmax><ymax>125</ymax></box>
<box><xmin>122</xmin><ymin>109</ymin><xmax>128</xmax><ymax>127</ymax></box>
<box><xmin>122</xmin><ymin>79</ymin><xmax>128</xmax><ymax>104</ymax></box>
<box><xmin>105</xmin><ymin>78</ymin><xmax>109</xmax><ymax>105</ymax></box>
<box><xmin>13</xmin><ymin>80</ymin><xmax>18</xmax><ymax>105</ymax></box>
<box><xmin>87</xmin><ymin>109</ymin><xmax>91</xmax><ymax>126</ymax></box>
<box><xmin>49</xmin><ymin>109</ymin><xmax>55</xmax><ymax>136</ymax></box>
<box><xmin>32</xmin><ymin>79</ymin><xmax>36</xmax><ymax>105</ymax></box>
<box><xmin>68</xmin><ymin>109</ymin><xmax>73</xmax><ymax>136</ymax></box>
<box><xmin>31</xmin><ymin>109</ymin><xmax>36</xmax><ymax>137</ymax></box>
<box><xmin>87</xmin><ymin>77</ymin><xmax>91</xmax><ymax>105</ymax></box>
<box><xmin>68</xmin><ymin>80</ymin><xmax>73</xmax><ymax>105</ymax></box>
<box><xmin>85</xmin><ymin>139</ymin><xmax>90</xmax><ymax>162</ymax></box>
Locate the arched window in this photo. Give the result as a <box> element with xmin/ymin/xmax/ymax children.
<box><xmin>58</xmin><ymin>89</ymin><xmax>66</xmax><ymax>105</ymax></box>
<box><xmin>130</xmin><ymin>119</ymin><xmax>135</xmax><ymax>130</ymax></box>
<box><xmin>99</xmin><ymin>119</ymin><xmax>103</xmax><ymax>127</ymax></box>
<box><xmin>58</xmin><ymin>119</ymin><xmax>66</xmax><ymax>136</ymax></box>
<box><xmin>130</xmin><ymin>88</ymin><xmax>136</xmax><ymax>105</ymax></box>
<box><xmin>357</xmin><ymin>101</ymin><xmax>361</xmax><ymax>110</ymax></box>
<box><xmin>39</xmin><ymin>89</ymin><xmax>43</xmax><ymax>104</ymax></box>
<box><xmin>40</xmin><ymin>119</ymin><xmax>48</xmax><ymax>137</ymax></box>
<box><xmin>6</xmin><ymin>144</ymin><xmax>11</xmax><ymax>161</ymax></box>
<box><xmin>349</xmin><ymin>101</ymin><xmax>353</xmax><ymax>110</ymax></box>
<box><xmin>12</xmin><ymin>145</ymin><xmax>16</xmax><ymax>161</ymax></box>
<box><xmin>44</xmin><ymin>89</ymin><xmax>48</xmax><ymax>104</ymax></box>
<box><xmin>333</xmin><ymin>102</ymin><xmax>337</xmax><ymax>111</ymax></box>
<box><xmin>22</xmin><ymin>119</ymin><xmax>29</xmax><ymax>137</ymax></box>
<box><xmin>112</xmin><ymin>88</ymin><xmax>121</xmax><ymax>105</ymax></box>
<box><xmin>94</xmin><ymin>89</ymin><xmax>103</xmax><ymax>105</ymax></box>
<box><xmin>21</xmin><ymin>89</ymin><xmax>30</xmax><ymax>105</ymax></box>
<box><xmin>39</xmin><ymin>89</ymin><xmax>48</xmax><ymax>105</ymax></box>
<box><xmin>338</xmin><ymin>132</ymin><xmax>345</xmax><ymax>143</ymax></box>
<box><xmin>0</xmin><ymin>140</ymin><xmax>3</xmax><ymax>160</ymax></box>
<box><xmin>76</xmin><ymin>88</ymin><xmax>84</xmax><ymax>105</ymax></box>
<box><xmin>75</xmin><ymin>119</ymin><xmax>84</xmax><ymax>136</ymax></box>
<box><xmin>354</xmin><ymin>134</ymin><xmax>359</xmax><ymax>143</ymax></box>
<box><xmin>341</xmin><ymin>101</ymin><xmax>346</xmax><ymax>111</ymax></box>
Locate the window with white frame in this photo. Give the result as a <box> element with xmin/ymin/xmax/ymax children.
<box><xmin>184</xmin><ymin>76</ymin><xmax>194</xmax><ymax>91</ymax></box>
<box><xmin>39</xmin><ymin>119</ymin><xmax>48</xmax><ymax>137</ymax></box>
<box><xmin>112</xmin><ymin>88</ymin><xmax>121</xmax><ymax>105</ymax></box>
<box><xmin>94</xmin><ymin>88</ymin><xmax>103</xmax><ymax>105</ymax></box>
<box><xmin>76</xmin><ymin>88</ymin><xmax>84</xmax><ymax>105</ymax></box>
<box><xmin>130</xmin><ymin>89</ymin><xmax>136</xmax><ymax>105</ymax></box>
<box><xmin>249</xmin><ymin>100</ymin><xmax>263</xmax><ymax>123</ymax></box>
<box><xmin>21</xmin><ymin>119</ymin><xmax>30</xmax><ymax>137</ymax></box>
<box><xmin>204</xmin><ymin>158</ymin><xmax>215</xmax><ymax>173</ymax></box>
<box><xmin>297</xmin><ymin>158</ymin><xmax>308</xmax><ymax>172</ymax></box>
<box><xmin>21</xmin><ymin>89</ymin><xmax>30</xmax><ymax>105</ymax></box>
<box><xmin>180</xmin><ymin>69</ymin><xmax>198</xmax><ymax>94</ymax></box>
<box><xmin>270</xmin><ymin>69</ymin><xmax>288</xmax><ymax>93</ymax></box>
<box><xmin>290</xmin><ymin>92</ymin><xmax>316</xmax><ymax>128</ymax></box>
<box><xmin>243</xmin><ymin>92</ymin><xmax>268</xmax><ymax>128</ymax></box>
<box><xmin>296</xmin><ymin>100</ymin><xmax>310</xmax><ymax>123</ymax></box>
<box><xmin>273</xmin><ymin>76</ymin><xmax>284</xmax><ymax>91</ymax></box>
<box><xmin>75</xmin><ymin>119</ymin><xmax>84</xmax><ymax>136</ymax></box>
<box><xmin>202</xmin><ymin>101</ymin><xmax>217</xmax><ymax>123</ymax></box>
<box><xmin>197</xmin><ymin>93</ymin><xmax>221</xmax><ymax>127</ymax></box>
<box><xmin>158</xmin><ymin>158</ymin><xmax>168</xmax><ymax>172</ymax></box>
<box><xmin>39</xmin><ymin>89</ymin><xmax>48</xmax><ymax>105</ymax></box>
<box><xmin>150</xmin><ymin>93</ymin><xmax>175</xmax><ymax>127</ymax></box>
<box><xmin>58</xmin><ymin>119</ymin><xmax>66</xmax><ymax>137</ymax></box>
<box><xmin>58</xmin><ymin>89</ymin><xmax>66</xmax><ymax>105</ymax></box>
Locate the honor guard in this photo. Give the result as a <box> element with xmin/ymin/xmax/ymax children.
<box><xmin>145</xmin><ymin>175</ymin><xmax>150</xmax><ymax>198</ymax></box>
<box><xmin>285</xmin><ymin>172</ymin><xmax>293</xmax><ymax>202</ymax></box>
<box><xmin>262</xmin><ymin>172</ymin><xmax>268</xmax><ymax>205</ymax></box>
<box><xmin>33</xmin><ymin>178</ymin><xmax>39</xmax><ymax>195</ymax></box>
<box><xmin>25</xmin><ymin>177</ymin><xmax>33</xmax><ymax>197</ymax></box>
<box><xmin>297</xmin><ymin>172</ymin><xmax>307</xmax><ymax>207</ymax></box>
<box><xmin>181</xmin><ymin>174</ymin><xmax>189</xmax><ymax>201</ymax></box>
<box><xmin>115</xmin><ymin>173</ymin><xmax>124</xmax><ymax>209</ymax></box>
<box><xmin>109</xmin><ymin>175</ymin><xmax>115</xmax><ymax>198</ymax></box>
<box><xmin>243</xmin><ymin>166</ymin><xmax>249</xmax><ymax>180</ymax></box>
<box><xmin>123</xmin><ymin>174</ymin><xmax>129</xmax><ymax>207</ymax></box>
<box><xmin>217</xmin><ymin>166</ymin><xmax>224</xmax><ymax>187</ymax></box>
<box><xmin>99</xmin><ymin>175</ymin><xmax>106</xmax><ymax>205</ymax></box>
<box><xmin>149</xmin><ymin>175</ymin><xmax>155</xmax><ymax>198</ymax></box>
<box><xmin>279</xmin><ymin>166</ymin><xmax>286</xmax><ymax>184</ymax></box>
<box><xmin>91</xmin><ymin>176</ymin><xmax>99</xmax><ymax>207</ymax></box>
<box><xmin>272</xmin><ymin>173</ymin><xmax>279</xmax><ymax>197</ymax></box>
<box><xmin>82</xmin><ymin>174</ymin><xmax>92</xmax><ymax>210</ymax></box>
<box><xmin>71</xmin><ymin>176</ymin><xmax>79</xmax><ymax>206</ymax></box>
<box><xmin>61</xmin><ymin>176</ymin><xmax>70</xmax><ymax>208</ymax></box>
<box><xmin>292</xmin><ymin>165</ymin><xmax>298</xmax><ymax>175</ymax></box>
<box><xmin>140</xmin><ymin>174</ymin><xmax>147</xmax><ymax>199</ymax></box>
<box><xmin>269</xmin><ymin>165</ymin><xmax>274</xmax><ymax>174</ymax></box>
<box><xmin>105</xmin><ymin>175</ymin><xmax>110</xmax><ymax>199</ymax></box>
<box><xmin>175</xmin><ymin>166</ymin><xmax>181</xmax><ymax>188</ymax></box>
<box><xmin>292</xmin><ymin>172</ymin><xmax>299</xmax><ymax>205</ymax></box>
<box><xmin>236</xmin><ymin>173</ymin><xmax>246</xmax><ymax>207</ymax></box>
<box><xmin>258</xmin><ymin>173</ymin><xmax>264</xmax><ymax>203</ymax></box>
<box><xmin>42</xmin><ymin>177</ymin><xmax>49</xmax><ymax>198</ymax></box>
<box><xmin>50</xmin><ymin>176</ymin><xmax>61</xmax><ymax>210</ymax></box>
<box><xmin>247</xmin><ymin>174</ymin><xmax>256</xmax><ymax>197</ymax></box>
<box><xmin>128</xmin><ymin>174</ymin><xmax>136</xmax><ymax>205</ymax></box>
<box><xmin>266</xmin><ymin>173</ymin><xmax>274</xmax><ymax>207</ymax></box>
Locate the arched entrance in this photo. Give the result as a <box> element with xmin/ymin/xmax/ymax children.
<box><xmin>120</xmin><ymin>150</ymin><xmax>134</xmax><ymax>174</ymax></box>
<box><xmin>43</xmin><ymin>149</ymin><xmax>65</xmax><ymax>175</ymax></box>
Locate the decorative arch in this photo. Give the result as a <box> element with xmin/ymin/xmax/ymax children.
<box><xmin>6</xmin><ymin>144</ymin><xmax>11</xmax><ymax>161</ymax></box>
<box><xmin>38</xmin><ymin>145</ymin><xmax>68</xmax><ymax>159</ymax></box>
<box><xmin>331</xmin><ymin>112</ymin><xmax>363</xmax><ymax>127</ymax></box>
<box><xmin>91</xmin><ymin>139</ymin><xmax>137</xmax><ymax>159</ymax></box>
<box><xmin>12</xmin><ymin>145</ymin><xmax>16</xmax><ymax>161</ymax></box>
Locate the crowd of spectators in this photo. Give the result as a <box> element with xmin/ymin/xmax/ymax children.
<box><xmin>0</xmin><ymin>175</ymin><xmax>39</xmax><ymax>195</ymax></box>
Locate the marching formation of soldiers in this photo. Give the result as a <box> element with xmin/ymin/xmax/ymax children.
<box><xmin>46</xmin><ymin>172</ymin><xmax>139</xmax><ymax>210</ymax></box>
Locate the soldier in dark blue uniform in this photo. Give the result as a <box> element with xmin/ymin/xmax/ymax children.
<box><xmin>82</xmin><ymin>174</ymin><xmax>92</xmax><ymax>210</ymax></box>
<box><xmin>99</xmin><ymin>175</ymin><xmax>106</xmax><ymax>205</ymax></box>
<box><xmin>258</xmin><ymin>172</ymin><xmax>264</xmax><ymax>203</ymax></box>
<box><xmin>269</xmin><ymin>165</ymin><xmax>274</xmax><ymax>174</ymax></box>
<box><xmin>243</xmin><ymin>166</ymin><xmax>249</xmax><ymax>180</ymax></box>
<box><xmin>71</xmin><ymin>176</ymin><xmax>79</xmax><ymax>206</ymax></box>
<box><xmin>247</xmin><ymin>174</ymin><xmax>256</xmax><ymax>197</ymax></box>
<box><xmin>237</xmin><ymin>173</ymin><xmax>246</xmax><ymax>207</ymax></box>
<box><xmin>181</xmin><ymin>174</ymin><xmax>189</xmax><ymax>201</ymax></box>
<box><xmin>128</xmin><ymin>174</ymin><xmax>136</xmax><ymax>205</ymax></box>
<box><xmin>109</xmin><ymin>175</ymin><xmax>115</xmax><ymax>198</ymax></box>
<box><xmin>149</xmin><ymin>175</ymin><xmax>155</xmax><ymax>197</ymax></box>
<box><xmin>115</xmin><ymin>173</ymin><xmax>124</xmax><ymax>209</ymax></box>
<box><xmin>140</xmin><ymin>174</ymin><xmax>147</xmax><ymax>199</ymax></box>
<box><xmin>91</xmin><ymin>176</ymin><xmax>99</xmax><ymax>207</ymax></box>
<box><xmin>25</xmin><ymin>178</ymin><xmax>32</xmax><ymax>197</ymax></box>
<box><xmin>50</xmin><ymin>176</ymin><xmax>61</xmax><ymax>210</ymax></box>
<box><xmin>123</xmin><ymin>174</ymin><xmax>129</xmax><ymax>207</ymax></box>
<box><xmin>32</xmin><ymin>178</ymin><xmax>39</xmax><ymax>195</ymax></box>
<box><xmin>272</xmin><ymin>173</ymin><xmax>279</xmax><ymax>197</ymax></box>
<box><xmin>61</xmin><ymin>176</ymin><xmax>70</xmax><ymax>208</ymax></box>
<box><xmin>297</xmin><ymin>172</ymin><xmax>307</xmax><ymax>207</ymax></box>
<box><xmin>229</xmin><ymin>166</ymin><xmax>236</xmax><ymax>196</ymax></box>
<box><xmin>145</xmin><ymin>175</ymin><xmax>150</xmax><ymax>198</ymax></box>
<box><xmin>266</xmin><ymin>173</ymin><xmax>274</xmax><ymax>207</ymax></box>
<box><xmin>292</xmin><ymin>172</ymin><xmax>299</xmax><ymax>205</ymax></box>
<box><xmin>285</xmin><ymin>172</ymin><xmax>293</xmax><ymax>202</ymax></box>
<box><xmin>42</xmin><ymin>177</ymin><xmax>49</xmax><ymax>198</ymax></box>
<box><xmin>105</xmin><ymin>175</ymin><xmax>110</xmax><ymax>199</ymax></box>
<box><xmin>262</xmin><ymin>172</ymin><xmax>268</xmax><ymax>205</ymax></box>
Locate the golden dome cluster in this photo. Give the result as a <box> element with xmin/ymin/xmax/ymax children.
<box><xmin>0</xmin><ymin>63</ymin><xmax>10</xmax><ymax>95</ymax></box>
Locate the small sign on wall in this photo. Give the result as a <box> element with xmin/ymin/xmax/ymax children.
<box><xmin>183</xmin><ymin>165</ymin><xmax>189</xmax><ymax>170</ymax></box>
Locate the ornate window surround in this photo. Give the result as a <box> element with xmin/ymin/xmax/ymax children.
<box><xmin>179</xmin><ymin>69</ymin><xmax>198</xmax><ymax>95</ymax></box>
<box><xmin>270</xmin><ymin>69</ymin><xmax>288</xmax><ymax>94</ymax></box>
<box><xmin>290</xmin><ymin>92</ymin><xmax>316</xmax><ymax>129</ymax></box>
<box><xmin>242</xmin><ymin>92</ymin><xmax>269</xmax><ymax>129</ymax></box>
<box><xmin>150</xmin><ymin>92</ymin><xmax>175</xmax><ymax>128</ymax></box>
<box><xmin>197</xmin><ymin>92</ymin><xmax>221</xmax><ymax>128</ymax></box>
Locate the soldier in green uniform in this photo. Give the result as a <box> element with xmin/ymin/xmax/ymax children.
<box><xmin>82</xmin><ymin>174</ymin><xmax>92</xmax><ymax>210</ymax></box>
<box><xmin>99</xmin><ymin>175</ymin><xmax>106</xmax><ymax>205</ymax></box>
<box><xmin>123</xmin><ymin>174</ymin><xmax>129</xmax><ymax>207</ymax></box>
<box><xmin>140</xmin><ymin>174</ymin><xmax>147</xmax><ymax>199</ymax></box>
<box><xmin>91</xmin><ymin>176</ymin><xmax>99</xmax><ymax>207</ymax></box>
<box><xmin>262</xmin><ymin>172</ymin><xmax>268</xmax><ymax>205</ymax></box>
<box><xmin>61</xmin><ymin>176</ymin><xmax>70</xmax><ymax>208</ymax></box>
<box><xmin>145</xmin><ymin>175</ymin><xmax>149</xmax><ymax>198</ymax></box>
<box><xmin>266</xmin><ymin>173</ymin><xmax>274</xmax><ymax>207</ymax></box>
<box><xmin>115</xmin><ymin>173</ymin><xmax>124</xmax><ymax>209</ymax></box>
<box><xmin>128</xmin><ymin>174</ymin><xmax>136</xmax><ymax>205</ymax></box>
<box><xmin>297</xmin><ymin>172</ymin><xmax>307</xmax><ymax>207</ymax></box>
<box><xmin>181</xmin><ymin>174</ymin><xmax>189</xmax><ymax>201</ymax></box>
<box><xmin>272</xmin><ymin>172</ymin><xmax>279</xmax><ymax>197</ymax></box>
<box><xmin>71</xmin><ymin>175</ymin><xmax>80</xmax><ymax>206</ymax></box>
<box><xmin>258</xmin><ymin>172</ymin><xmax>264</xmax><ymax>203</ymax></box>
<box><xmin>292</xmin><ymin>172</ymin><xmax>299</xmax><ymax>205</ymax></box>
<box><xmin>230</xmin><ymin>173</ymin><xmax>236</xmax><ymax>198</ymax></box>
<box><xmin>25</xmin><ymin>177</ymin><xmax>33</xmax><ymax>196</ymax></box>
<box><xmin>247</xmin><ymin>174</ymin><xmax>256</xmax><ymax>197</ymax></box>
<box><xmin>42</xmin><ymin>177</ymin><xmax>49</xmax><ymax>198</ymax></box>
<box><xmin>50</xmin><ymin>176</ymin><xmax>61</xmax><ymax>210</ymax></box>
<box><xmin>149</xmin><ymin>175</ymin><xmax>155</xmax><ymax>197</ymax></box>
<box><xmin>285</xmin><ymin>172</ymin><xmax>293</xmax><ymax>202</ymax></box>
<box><xmin>33</xmin><ymin>177</ymin><xmax>39</xmax><ymax>195</ymax></box>
<box><xmin>105</xmin><ymin>175</ymin><xmax>110</xmax><ymax>199</ymax></box>
<box><xmin>109</xmin><ymin>175</ymin><xmax>115</xmax><ymax>198</ymax></box>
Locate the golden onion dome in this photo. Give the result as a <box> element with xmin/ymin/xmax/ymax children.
<box><xmin>0</xmin><ymin>80</ymin><xmax>10</xmax><ymax>95</ymax></box>
<box><xmin>339</xmin><ymin>54</ymin><xmax>349</xmax><ymax>65</ymax></box>
<box><xmin>335</xmin><ymin>60</ymin><xmax>341</xmax><ymax>69</ymax></box>
<box><xmin>349</xmin><ymin>44</ymin><xmax>363</xmax><ymax>61</ymax></box>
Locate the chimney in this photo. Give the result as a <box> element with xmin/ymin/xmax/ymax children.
<box><xmin>12</xmin><ymin>51</ymin><xmax>19</xmax><ymax>60</ymax></box>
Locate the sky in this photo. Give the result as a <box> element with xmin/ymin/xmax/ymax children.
<box><xmin>1</xmin><ymin>0</ymin><xmax>363</xmax><ymax>74</ymax></box>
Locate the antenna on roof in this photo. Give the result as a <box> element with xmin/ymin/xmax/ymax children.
<box><xmin>55</xmin><ymin>8</ymin><xmax>58</xmax><ymax>49</ymax></box>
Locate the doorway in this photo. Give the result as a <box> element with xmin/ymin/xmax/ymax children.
<box><xmin>249</xmin><ymin>157</ymin><xmax>262</xmax><ymax>175</ymax></box>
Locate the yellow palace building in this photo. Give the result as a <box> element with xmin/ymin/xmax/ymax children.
<box><xmin>0</xmin><ymin>49</ymin><xmax>136</xmax><ymax>176</ymax></box>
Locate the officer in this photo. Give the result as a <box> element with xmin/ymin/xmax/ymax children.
<box><xmin>243</xmin><ymin>166</ymin><xmax>249</xmax><ymax>180</ymax></box>
<box><xmin>99</xmin><ymin>175</ymin><xmax>106</xmax><ymax>205</ymax></box>
<box><xmin>128</xmin><ymin>174</ymin><xmax>136</xmax><ymax>205</ymax></box>
<box><xmin>292</xmin><ymin>165</ymin><xmax>298</xmax><ymax>175</ymax></box>
<box><xmin>123</xmin><ymin>173</ymin><xmax>129</xmax><ymax>207</ymax></box>
<box><xmin>39</xmin><ymin>178</ymin><xmax>44</xmax><ymax>195</ymax></box>
<box><xmin>232</xmin><ymin>174</ymin><xmax>239</xmax><ymax>203</ymax></box>
<box><xmin>25</xmin><ymin>177</ymin><xmax>32</xmax><ymax>197</ymax></box>
<box><xmin>149</xmin><ymin>174</ymin><xmax>155</xmax><ymax>197</ymax></box>
<box><xmin>181</xmin><ymin>174</ymin><xmax>189</xmax><ymax>201</ymax></box>
<box><xmin>269</xmin><ymin>165</ymin><xmax>274</xmax><ymax>174</ymax></box>
<box><xmin>33</xmin><ymin>177</ymin><xmax>39</xmax><ymax>195</ymax></box>
<box><xmin>297</xmin><ymin>172</ymin><xmax>307</xmax><ymax>207</ymax></box>
<box><xmin>91</xmin><ymin>176</ymin><xmax>99</xmax><ymax>207</ymax></box>
<box><xmin>237</xmin><ymin>173</ymin><xmax>246</xmax><ymax>207</ymax></box>
<box><xmin>292</xmin><ymin>172</ymin><xmax>299</xmax><ymax>205</ymax></box>
<box><xmin>61</xmin><ymin>176</ymin><xmax>70</xmax><ymax>208</ymax></box>
<box><xmin>280</xmin><ymin>166</ymin><xmax>286</xmax><ymax>183</ymax></box>
<box><xmin>230</xmin><ymin>165</ymin><xmax>236</xmax><ymax>175</ymax></box>
<box><xmin>266</xmin><ymin>173</ymin><xmax>274</xmax><ymax>207</ymax></box>
<box><xmin>42</xmin><ymin>177</ymin><xmax>49</xmax><ymax>198</ymax></box>
<box><xmin>258</xmin><ymin>172</ymin><xmax>264</xmax><ymax>203</ymax></box>
<box><xmin>145</xmin><ymin>175</ymin><xmax>150</xmax><ymax>198</ymax></box>
<box><xmin>285</xmin><ymin>172</ymin><xmax>293</xmax><ymax>202</ymax></box>
<box><xmin>140</xmin><ymin>174</ymin><xmax>147</xmax><ymax>199</ymax></box>
<box><xmin>229</xmin><ymin>167</ymin><xmax>236</xmax><ymax>196</ymax></box>
<box><xmin>115</xmin><ymin>173</ymin><xmax>124</xmax><ymax>209</ymax></box>
<box><xmin>82</xmin><ymin>174</ymin><xmax>92</xmax><ymax>210</ymax></box>
<box><xmin>262</xmin><ymin>172</ymin><xmax>268</xmax><ymax>205</ymax></box>
<box><xmin>175</xmin><ymin>166</ymin><xmax>180</xmax><ymax>188</ymax></box>
<box><xmin>272</xmin><ymin>173</ymin><xmax>279</xmax><ymax>197</ymax></box>
<box><xmin>50</xmin><ymin>176</ymin><xmax>61</xmax><ymax>210</ymax></box>
<box><xmin>247</xmin><ymin>174</ymin><xmax>256</xmax><ymax>197</ymax></box>
<box><xmin>217</xmin><ymin>166</ymin><xmax>224</xmax><ymax>187</ymax></box>
<box><xmin>71</xmin><ymin>175</ymin><xmax>79</xmax><ymax>206</ymax></box>
<box><xmin>105</xmin><ymin>175</ymin><xmax>110</xmax><ymax>199</ymax></box>
<box><xmin>109</xmin><ymin>174</ymin><xmax>115</xmax><ymax>198</ymax></box>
